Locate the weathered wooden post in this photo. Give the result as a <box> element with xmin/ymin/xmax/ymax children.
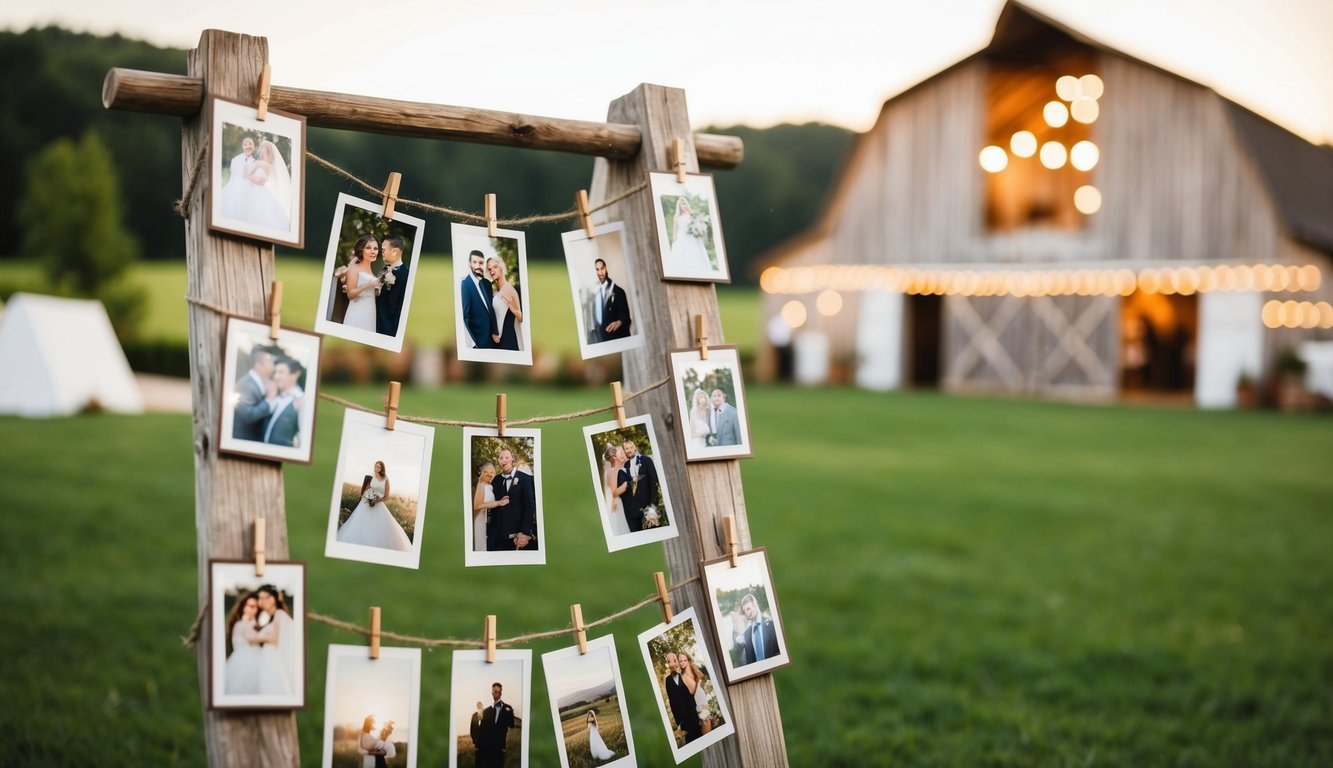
<box><xmin>182</xmin><ymin>30</ymin><xmax>299</xmax><ymax>767</ymax></box>
<box><xmin>592</xmin><ymin>84</ymin><xmax>790</xmax><ymax>767</ymax></box>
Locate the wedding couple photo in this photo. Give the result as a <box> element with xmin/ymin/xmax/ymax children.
<box><xmin>464</xmin><ymin>429</ymin><xmax>544</xmax><ymax>567</ymax></box>
<box><xmin>637</xmin><ymin>608</ymin><xmax>735</xmax><ymax>763</ymax></box>
<box><xmin>449</xmin><ymin>650</ymin><xmax>531</xmax><ymax>768</ymax></box>
<box><xmin>582</xmin><ymin>415</ymin><xmax>678</xmax><ymax>552</ymax></box>
<box><xmin>321</xmin><ymin>645</ymin><xmax>421</xmax><ymax>768</ymax></box>
<box><xmin>325</xmin><ymin>410</ymin><xmax>435</xmax><ymax>570</ymax></box>
<box><xmin>206</xmin><ymin>97</ymin><xmax>305</xmax><ymax>247</ymax></box>
<box><xmin>649</xmin><ymin>172</ymin><xmax>729</xmax><ymax>283</ymax></box>
<box><xmin>208</xmin><ymin>561</ymin><xmax>305</xmax><ymax>710</ymax></box>
<box><xmin>218</xmin><ymin>319</ymin><xmax>321</xmax><ymax>464</ymax></box>
<box><xmin>453</xmin><ymin>223</ymin><xmax>533</xmax><ymax>366</ymax></box>
<box><xmin>668</xmin><ymin>347</ymin><xmax>753</xmax><ymax>462</ymax></box>
<box><xmin>315</xmin><ymin>193</ymin><xmax>425</xmax><ymax>353</ymax></box>
<box><xmin>541</xmin><ymin>636</ymin><xmax>636</xmax><ymax>768</ymax></box>
<box><xmin>561</xmin><ymin>222</ymin><xmax>644</xmax><ymax>359</ymax></box>
<box><xmin>702</xmin><ymin>548</ymin><xmax>791</xmax><ymax>683</ymax></box>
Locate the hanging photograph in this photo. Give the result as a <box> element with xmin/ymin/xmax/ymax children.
<box><xmin>561</xmin><ymin>222</ymin><xmax>645</xmax><ymax>359</ymax></box>
<box><xmin>452</xmin><ymin>222</ymin><xmax>533</xmax><ymax>366</ymax></box>
<box><xmin>207</xmin><ymin>560</ymin><xmax>306</xmax><ymax>710</ymax></box>
<box><xmin>667</xmin><ymin>345</ymin><xmax>753</xmax><ymax>461</ymax></box>
<box><xmin>581</xmin><ymin>414</ymin><xmax>678</xmax><ymax>552</ymax></box>
<box><xmin>637</xmin><ymin>607</ymin><xmax>735</xmax><ymax>763</ymax></box>
<box><xmin>206</xmin><ymin>96</ymin><xmax>305</xmax><ymax>247</ymax></box>
<box><xmin>463</xmin><ymin>427</ymin><xmax>545</xmax><ymax>567</ymax></box>
<box><xmin>541</xmin><ymin>635</ymin><xmax>636</xmax><ymax>768</ymax></box>
<box><xmin>217</xmin><ymin>317</ymin><xmax>322</xmax><ymax>464</ymax></box>
<box><xmin>321</xmin><ymin>644</ymin><xmax>421</xmax><ymax>768</ymax></box>
<box><xmin>701</xmin><ymin>548</ymin><xmax>791</xmax><ymax>683</ymax></box>
<box><xmin>324</xmin><ymin>409</ymin><xmax>435</xmax><ymax>570</ymax></box>
<box><xmin>648</xmin><ymin>172</ymin><xmax>729</xmax><ymax>283</ymax></box>
<box><xmin>448</xmin><ymin>649</ymin><xmax>532</xmax><ymax>768</ymax></box>
<box><xmin>313</xmin><ymin>193</ymin><xmax>424</xmax><ymax>353</ymax></box>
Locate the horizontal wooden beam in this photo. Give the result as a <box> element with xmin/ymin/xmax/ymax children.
<box><xmin>102</xmin><ymin>67</ymin><xmax>744</xmax><ymax>168</ymax></box>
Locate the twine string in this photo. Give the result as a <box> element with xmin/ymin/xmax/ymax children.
<box><xmin>173</xmin><ymin>143</ymin><xmax>209</xmax><ymax>218</ymax></box>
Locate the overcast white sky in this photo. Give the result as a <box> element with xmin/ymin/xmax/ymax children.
<box><xmin>5</xmin><ymin>0</ymin><xmax>1331</xmax><ymax>143</ymax></box>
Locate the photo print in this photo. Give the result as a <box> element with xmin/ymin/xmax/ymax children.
<box><xmin>463</xmin><ymin>427</ymin><xmax>545</xmax><ymax>567</ymax></box>
<box><xmin>313</xmin><ymin>193</ymin><xmax>424</xmax><ymax>352</ymax></box>
<box><xmin>541</xmin><ymin>635</ymin><xmax>636</xmax><ymax>768</ymax></box>
<box><xmin>207</xmin><ymin>96</ymin><xmax>305</xmax><ymax>247</ymax></box>
<box><xmin>324</xmin><ymin>409</ymin><xmax>435</xmax><ymax>570</ymax></box>
<box><xmin>581</xmin><ymin>414</ymin><xmax>678</xmax><ymax>552</ymax></box>
<box><xmin>561</xmin><ymin>222</ymin><xmax>645</xmax><ymax>359</ymax></box>
<box><xmin>667</xmin><ymin>346</ymin><xmax>753</xmax><ymax>461</ymax></box>
<box><xmin>208</xmin><ymin>560</ymin><xmax>305</xmax><ymax>710</ymax></box>
<box><xmin>648</xmin><ymin>172</ymin><xmax>729</xmax><ymax>283</ymax></box>
<box><xmin>321</xmin><ymin>644</ymin><xmax>421</xmax><ymax>768</ymax></box>
<box><xmin>701</xmin><ymin>548</ymin><xmax>791</xmax><ymax>683</ymax></box>
<box><xmin>448</xmin><ymin>649</ymin><xmax>532</xmax><ymax>768</ymax></box>
<box><xmin>218</xmin><ymin>317</ymin><xmax>322</xmax><ymax>464</ymax></box>
<box><xmin>453</xmin><ymin>222</ymin><xmax>532</xmax><ymax>366</ymax></box>
<box><xmin>637</xmin><ymin>607</ymin><xmax>735</xmax><ymax>763</ymax></box>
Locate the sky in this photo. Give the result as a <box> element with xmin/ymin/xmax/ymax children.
<box><xmin>5</xmin><ymin>0</ymin><xmax>1332</xmax><ymax>144</ymax></box>
<box><xmin>328</xmin><ymin>648</ymin><xmax>417</xmax><ymax>737</ymax></box>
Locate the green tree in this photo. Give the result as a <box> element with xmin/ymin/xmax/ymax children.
<box><xmin>18</xmin><ymin>130</ymin><xmax>144</xmax><ymax>335</ymax></box>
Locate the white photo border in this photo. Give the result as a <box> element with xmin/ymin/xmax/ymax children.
<box><xmin>448</xmin><ymin>649</ymin><xmax>532</xmax><ymax>768</ymax></box>
<box><xmin>700</xmin><ymin>548</ymin><xmax>793</xmax><ymax>683</ymax></box>
<box><xmin>452</xmin><ymin>222</ymin><xmax>534</xmax><ymax>366</ymax></box>
<box><xmin>462</xmin><ymin>427</ymin><xmax>546</xmax><ymax>567</ymax></box>
<box><xmin>541</xmin><ymin>635</ymin><xmax>637</xmax><ymax>768</ymax></box>
<box><xmin>636</xmin><ymin>607</ymin><xmax>736</xmax><ymax>763</ymax></box>
<box><xmin>666</xmin><ymin>345</ymin><xmax>754</xmax><ymax>462</ymax></box>
<box><xmin>320</xmin><ymin>644</ymin><xmax>421</xmax><ymax>768</ymax></box>
<box><xmin>648</xmin><ymin>172</ymin><xmax>730</xmax><ymax>283</ymax></box>
<box><xmin>561</xmin><ymin>222</ymin><xmax>646</xmax><ymax>359</ymax></box>
<box><xmin>581</xmin><ymin>414</ymin><xmax>679</xmax><ymax>552</ymax></box>
<box><xmin>206</xmin><ymin>96</ymin><xmax>305</xmax><ymax>247</ymax></box>
<box><xmin>207</xmin><ymin>559</ymin><xmax>306</xmax><ymax>711</ymax></box>
<box><xmin>217</xmin><ymin>317</ymin><xmax>322</xmax><ymax>465</ymax></box>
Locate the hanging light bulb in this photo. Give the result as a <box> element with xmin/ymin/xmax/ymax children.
<box><xmin>978</xmin><ymin>145</ymin><xmax>1009</xmax><ymax>173</ymax></box>
<box><xmin>1010</xmin><ymin>130</ymin><xmax>1037</xmax><ymax>158</ymax></box>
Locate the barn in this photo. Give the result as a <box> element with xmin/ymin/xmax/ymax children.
<box><xmin>758</xmin><ymin>0</ymin><xmax>1333</xmax><ymax>407</ymax></box>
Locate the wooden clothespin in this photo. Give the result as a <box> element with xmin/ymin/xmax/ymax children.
<box><xmin>485</xmin><ymin>614</ymin><xmax>497</xmax><ymax>663</ymax></box>
<box><xmin>654</xmin><ymin>571</ymin><xmax>674</xmax><ymax>624</ymax></box>
<box><xmin>268</xmin><ymin>281</ymin><xmax>283</xmax><ymax>340</ymax></box>
<box><xmin>496</xmin><ymin>393</ymin><xmax>507</xmax><ymax>437</ymax></box>
<box><xmin>576</xmin><ymin>190</ymin><xmax>596</xmax><ymax>239</ymax></box>
<box><xmin>255</xmin><ymin>64</ymin><xmax>271</xmax><ymax>120</ymax></box>
<box><xmin>369</xmin><ymin>607</ymin><xmax>382</xmax><ymax>660</ymax></box>
<box><xmin>382</xmin><ymin>172</ymin><xmax>402</xmax><ymax>221</ymax></box>
<box><xmin>385</xmin><ymin>381</ymin><xmax>401</xmax><ymax>430</ymax></box>
<box><xmin>611</xmin><ymin>381</ymin><xmax>627</xmax><ymax>428</ymax></box>
<box><xmin>725</xmin><ymin>515</ymin><xmax>739</xmax><ymax>568</ymax></box>
<box><xmin>671</xmin><ymin>138</ymin><xmax>687</xmax><ymax>183</ymax></box>
<box><xmin>485</xmin><ymin>193</ymin><xmax>498</xmax><ymax>237</ymax></box>
<box><xmin>253</xmin><ymin>518</ymin><xmax>266</xmax><ymax>577</ymax></box>
<box><xmin>571</xmin><ymin>604</ymin><xmax>588</xmax><ymax>655</ymax></box>
<box><xmin>695</xmin><ymin>315</ymin><xmax>709</xmax><ymax>360</ymax></box>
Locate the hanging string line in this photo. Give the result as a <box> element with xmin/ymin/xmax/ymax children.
<box><xmin>183</xmin><ymin>575</ymin><xmax>698</xmax><ymax>650</ymax></box>
<box><xmin>173</xmin><ymin>143</ymin><xmax>210</xmax><ymax>218</ymax></box>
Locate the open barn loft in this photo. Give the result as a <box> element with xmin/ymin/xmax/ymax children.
<box><xmin>760</xmin><ymin>0</ymin><xmax>1333</xmax><ymax>407</ymax></box>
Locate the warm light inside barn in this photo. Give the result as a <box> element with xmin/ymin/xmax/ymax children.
<box><xmin>1070</xmin><ymin>141</ymin><xmax>1099</xmax><ymax>171</ymax></box>
<box><xmin>1010</xmin><ymin>130</ymin><xmax>1037</xmax><ymax>158</ymax></box>
<box><xmin>1077</xmin><ymin>74</ymin><xmax>1105</xmax><ymax>100</ymax></box>
<box><xmin>1040</xmin><ymin>141</ymin><xmax>1068</xmax><ymax>169</ymax></box>
<box><xmin>1071</xmin><ymin>97</ymin><xmax>1100</xmax><ymax>124</ymax></box>
<box><xmin>979</xmin><ymin>145</ymin><xmax>1009</xmax><ymax>172</ymax></box>
<box><xmin>816</xmin><ymin>290</ymin><xmax>844</xmax><ymax>316</ymax></box>
<box><xmin>781</xmin><ymin>300</ymin><xmax>807</xmax><ymax>328</ymax></box>
<box><xmin>1055</xmin><ymin>75</ymin><xmax>1080</xmax><ymax>101</ymax></box>
<box><xmin>1074</xmin><ymin>185</ymin><xmax>1102</xmax><ymax>213</ymax></box>
<box><xmin>1043</xmin><ymin>100</ymin><xmax>1070</xmax><ymax>127</ymax></box>
<box><xmin>1263</xmin><ymin>300</ymin><xmax>1333</xmax><ymax>329</ymax></box>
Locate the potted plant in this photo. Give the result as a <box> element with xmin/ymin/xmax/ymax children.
<box><xmin>1273</xmin><ymin>348</ymin><xmax>1309</xmax><ymax>412</ymax></box>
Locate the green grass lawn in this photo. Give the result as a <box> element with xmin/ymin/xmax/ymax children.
<box><xmin>2</xmin><ymin>387</ymin><xmax>1331</xmax><ymax>766</ymax></box>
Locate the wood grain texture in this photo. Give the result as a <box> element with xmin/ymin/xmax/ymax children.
<box><xmin>591</xmin><ymin>84</ymin><xmax>789</xmax><ymax>768</ymax></box>
<box><xmin>102</xmin><ymin>67</ymin><xmax>744</xmax><ymax>168</ymax></box>
<box><xmin>184</xmin><ymin>30</ymin><xmax>299</xmax><ymax>768</ymax></box>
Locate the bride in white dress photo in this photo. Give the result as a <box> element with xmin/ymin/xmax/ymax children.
<box><xmin>254</xmin><ymin>585</ymin><xmax>295</xmax><ymax>696</ymax></box>
<box><xmin>585</xmin><ymin>710</ymin><xmax>616</xmax><ymax>762</ymax></box>
<box><xmin>337</xmin><ymin>460</ymin><xmax>411</xmax><ymax>551</ymax></box>
<box><xmin>340</xmin><ymin>235</ymin><xmax>380</xmax><ymax>333</ymax></box>
<box><xmin>668</xmin><ymin>197</ymin><xmax>712</xmax><ymax>274</ymax></box>
<box><xmin>602</xmin><ymin>443</ymin><xmax>631</xmax><ymax>537</ymax></box>
<box><xmin>472</xmin><ymin>461</ymin><xmax>509</xmax><ymax>552</ymax></box>
<box><xmin>224</xmin><ymin>593</ymin><xmax>263</xmax><ymax>695</ymax></box>
<box><xmin>687</xmin><ymin>388</ymin><xmax>712</xmax><ymax>451</ymax></box>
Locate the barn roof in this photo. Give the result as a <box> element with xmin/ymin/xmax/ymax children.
<box><xmin>764</xmin><ymin>0</ymin><xmax>1333</xmax><ymax>267</ymax></box>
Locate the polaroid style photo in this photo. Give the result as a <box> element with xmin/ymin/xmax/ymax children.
<box><xmin>324</xmin><ymin>409</ymin><xmax>435</xmax><ymax>570</ymax></box>
<box><xmin>701</xmin><ymin>548</ymin><xmax>791</xmax><ymax>683</ymax></box>
<box><xmin>207</xmin><ymin>96</ymin><xmax>306</xmax><ymax>248</ymax></box>
<box><xmin>321</xmin><ymin>644</ymin><xmax>421</xmax><ymax>768</ymax></box>
<box><xmin>463</xmin><ymin>427</ymin><xmax>544</xmax><ymax>567</ymax></box>
<box><xmin>541</xmin><ymin>635</ymin><xmax>636</xmax><ymax>768</ymax></box>
<box><xmin>313</xmin><ymin>193</ymin><xmax>424</xmax><ymax>352</ymax></box>
<box><xmin>452</xmin><ymin>222</ymin><xmax>533</xmax><ymax>366</ymax></box>
<box><xmin>448</xmin><ymin>649</ymin><xmax>532</xmax><ymax>768</ymax></box>
<box><xmin>581</xmin><ymin>414</ymin><xmax>678</xmax><ymax>552</ymax></box>
<box><xmin>667</xmin><ymin>345</ymin><xmax>753</xmax><ymax>461</ymax></box>
<box><xmin>561</xmin><ymin>222</ymin><xmax>645</xmax><ymax>359</ymax></box>
<box><xmin>648</xmin><ymin>172</ymin><xmax>729</xmax><ymax>283</ymax></box>
<box><xmin>208</xmin><ymin>560</ymin><xmax>306</xmax><ymax>710</ymax></box>
<box><xmin>218</xmin><ymin>317</ymin><xmax>322</xmax><ymax>464</ymax></box>
<box><xmin>637</xmin><ymin>607</ymin><xmax>735</xmax><ymax>762</ymax></box>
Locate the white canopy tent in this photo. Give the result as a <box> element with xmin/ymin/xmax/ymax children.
<box><xmin>0</xmin><ymin>293</ymin><xmax>144</xmax><ymax>417</ymax></box>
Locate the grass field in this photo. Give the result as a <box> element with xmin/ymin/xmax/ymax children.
<box><xmin>2</xmin><ymin>386</ymin><xmax>1332</xmax><ymax>766</ymax></box>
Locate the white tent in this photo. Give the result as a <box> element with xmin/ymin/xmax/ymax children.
<box><xmin>0</xmin><ymin>293</ymin><xmax>144</xmax><ymax>417</ymax></box>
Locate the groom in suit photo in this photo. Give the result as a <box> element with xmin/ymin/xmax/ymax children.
<box><xmin>232</xmin><ymin>346</ymin><xmax>275</xmax><ymax>441</ymax></box>
<box><xmin>709</xmin><ymin>389</ymin><xmax>741</xmax><ymax>446</ymax></box>
<box><xmin>489</xmin><ymin>447</ymin><xmax>537</xmax><ymax>551</ymax></box>
<box><xmin>461</xmin><ymin>249</ymin><xmax>497</xmax><ymax>349</ymax></box>
<box><xmin>734</xmin><ymin>593</ymin><xmax>780</xmax><ymax>666</ymax></box>
<box><xmin>375</xmin><ymin>234</ymin><xmax>408</xmax><ymax>337</ymax></box>
<box><xmin>622</xmin><ymin>438</ymin><xmax>658</xmax><ymax>532</ymax></box>
<box><xmin>476</xmin><ymin>682</ymin><xmax>515</xmax><ymax>768</ymax></box>
<box><xmin>588</xmin><ymin>258</ymin><xmax>631</xmax><ymax>343</ymax></box>
<box><xmin>663</xmin><ymin>651</ymin><xmax>703</xmax><ymax>744</ymax></box>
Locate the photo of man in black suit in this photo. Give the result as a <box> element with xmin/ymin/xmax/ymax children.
<box><xmin>489</xmin><ymin>448</ymin><xmax>537</xmax><ymax>551</ymax></box>
<box><xmin>476</xmin><ymin>682</ymin><xmax>515</xmax><ymax>768</ymax></box>
<box><xmin>621</xmin><ymin>438</ymin><xmax>658</xmax><ymax>532</ymax></box>
<box><xmin>588</xmin><ymin>258</ymin><xmax>631</xmax><ymax>343</ymax></box>
<box><xmin>461</xmin><ymin>249</ymin><xmax>497</xmax><ymax>349</ymax></box>
<box><xmin>663</xmin><ymin>651</ymin><xmax>703</xmax><ymax>744</ymax></box>
<box><xmin>375</xmin><ymin>235</ymin><xmax>408</xmax><ymax>337</ymax></box>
